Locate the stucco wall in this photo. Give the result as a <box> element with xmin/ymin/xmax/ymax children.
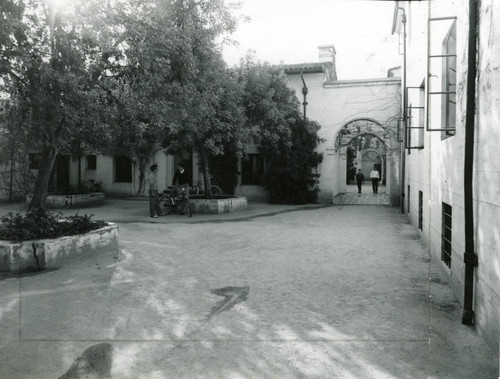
<box><xmin>287</xmin><ymin>74</ymin><xmax>401</xmax><ymax>203</ymax></box>
<box><xmin>402</xmin><ymin>0</ymin><xmax>499</xmax><ymax>354</ymax></box>
<box><xmin>64</xmin><ymin>151</ymin><xmax>175</xmax><ymax>197</ymax></box>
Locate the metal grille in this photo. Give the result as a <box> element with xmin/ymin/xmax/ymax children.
<box><xmin>441</xmin><ymin>203</ymin><xmax>452</xmax><ymax>267</ymax></box>
<box><xmin>418</xmin><ymin>191</ymin><xmax>423</xmax><ymax>230</ymax></box>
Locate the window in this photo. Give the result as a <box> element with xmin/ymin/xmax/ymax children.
<box><xmin>407</xmin><ymin>185</ymin><xmax>410</xmax><ymax>214</ymax></box>
<box><xmin>406</xmin><ymin>81</ymin><xmax>425</xmax><ymax>151</ymax></box>
<box><xmin>441</xmin><ymin>20</ymin><xmax>456</xmax><ymax>139</ymax></box>
<box><xmin>86</xmin><ymin>155</ymin><xmax>96</xmax><ymax>170</ymax></box>
<box><xmin>418</xmin><ymin>191</ymin><xmax>423</xmax><ymax>231</ymax></box>
<box><xmin>241</xmin><ymin>154</ymin><xmax>264</xmax><ymax>185</ymax></box>
<box><xmin>29</xmin><ymin>153</ymin><xmax>41</xmax><ymax>170</ymax></box>
<box><xmin>441</xmin><ymin>202</ymin><xmax>452</xmax><ymax>268</ymax></box>
<box><xmin>427</xmin><ymin>15</ymin><xmax>457</xmax><ymax>135</ymax></box>
<box><xmin>115</xmin><ymin>155</ymin><xmax>132</xmax><ymax>183</ymax></box>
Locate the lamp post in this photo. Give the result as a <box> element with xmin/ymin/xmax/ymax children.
<box><xmin>300</xmin><ymin>72</ymin><xmax>308</xmax><ymax>121</ymax></box>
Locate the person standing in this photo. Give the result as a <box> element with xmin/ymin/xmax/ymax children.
<box><xmin>148</xmin><ymin>164</ymin><xmax>162</xmax><ymax>217</ymax></box>
<box><xmin>370</xmin><ymin>166</ymin><xmax>380</xmax><ymax>194</ymax></box>
<box><xmin>172</xmin><ymin>162</ymin><xmax>191</xmax><ymax>214</ymax></box>
<box><xmin>355</xmin><ymin>169</ymin><xmax>365</xmax><ymax>194</ymax></box>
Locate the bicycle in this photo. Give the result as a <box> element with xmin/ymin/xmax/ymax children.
<box><xmin>159</xmin><ymin>186</ymin><xmax>192</xmax><ymax>217</ymax></box>
<box><xmin>191</xmin><ymin>181</ymin><xmax>222</xmax><ymax>196</ymax></box>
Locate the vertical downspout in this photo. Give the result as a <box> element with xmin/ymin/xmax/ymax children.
<box><xmin>462</xmin><ymin>0</ymin><xmax>479</xmax><ymax>325</ymax></box>
<box><xmin>400</xmin><ymin>7</ymin><xmax>407</xmax><ymax>213</ymax></box>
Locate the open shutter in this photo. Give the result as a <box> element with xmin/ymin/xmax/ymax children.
<box><xmin>406</xmin><ymin>86</ymin><xmax>425</xmax><ymax>149</ymax></box>
<box><xmin>426</xmin><ymin>13</ymin><xmax>457</xmax><ymax>134</ymax></box>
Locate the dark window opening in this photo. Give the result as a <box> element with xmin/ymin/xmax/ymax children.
<box><xmin>241</xmin><ymin>154</ymin><xmax>264</xmax><ymax>185</ymax></box>
<box><xmin>115</xmin><ymin>155</ymin><xmax>132</xmax><ymax>183</ymax></box>
<box><xmin>29</xmin><ymin>153</ymin><xmax>41</xmax><ymax>170</ymax></box>
<box><xmin>441</xmin><ymin>202</ymin><xmax>452</xmax><ymax>268</ymax></box>
<box><xmin>87</xmin><ymin>155</ymin><xmax>97</xmax><ymax>170</ymax></box>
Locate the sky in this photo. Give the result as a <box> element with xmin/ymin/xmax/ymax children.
<box><xmin>222</xmin><ymin>0</ymin><xmax>401</xmax><ymax>80</ymax></box>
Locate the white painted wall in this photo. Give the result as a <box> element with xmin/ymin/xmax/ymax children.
<box><xmin>401</xmin><ymin>0</ymin><xmax>500</xmax><ymax>353</ymax></box>
<box><xmin>287</xmin><ymin>74</ymin><xmax>401</xmax><ymax>203</ymax></box>
<box><xmin>64</xmin><ymin>151</ymin><xmax>175</xmax><ymax>197</ymax></box>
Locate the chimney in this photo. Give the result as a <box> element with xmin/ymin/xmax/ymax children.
<box><xmin>318</xmin><ymin>44</ymin><xmax>337</xmax><ymax>81</ymax></box>
<box><xmin>318</xmin><ymin>45</ymin><xmax>336</xmax><ymax>63</ymax></box>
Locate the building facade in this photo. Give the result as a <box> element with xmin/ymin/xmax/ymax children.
<box><xmin>236</xmin><ymin>45</ymin><xmax>402</xmax><ymax>204</ymax></box>
<box><xmin>2</xmin><ymin>45</ymin><xmax>402</xmax><ymax>204</ymax></box>
<box><xmin>393</xmin><ymin>0</ymin><xmax>499</xmax><ymax>355</ymax></box>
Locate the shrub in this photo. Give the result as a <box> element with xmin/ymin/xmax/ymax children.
<box><xmin>261</xmin><ymin>118</ymin><xmax>324</xmax><ymax>204</ymax></box>
<box><xmin>0</xmin><ymin>208</ymin><xmax>107</xmax><ymax>243</ymax></box>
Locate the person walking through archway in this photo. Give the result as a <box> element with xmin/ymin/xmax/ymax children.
<box><xmin>356</xmin><ymin>169</ymin><xmax>365</xmax><ymax>194</ymax></box>
<box><xmin>370</xmin><ymin>165</ymin><xmax>380</xmax><ymax>194</ymax></box>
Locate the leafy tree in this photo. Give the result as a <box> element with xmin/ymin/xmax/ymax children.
<box><xmin>262</xmin><ymin>116</ymin><xmax>323</xmax><ymax>204</ymax></box>
<box><xmin>156</xmin><ymin>0</ymin><xmax>247</xmax><ymax>198</ymax></box>
<box><xmin>236</xmin><ymin>58</ymin><xmax>323</xmax><ymax>204</ymax></box>
<box><xmin>0</xmin><ymin>0</ymin><xmax>112</xmax><ymax>208</ymax></box>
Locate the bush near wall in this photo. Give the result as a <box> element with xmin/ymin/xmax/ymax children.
<box><xmin>0</xmin><ymin>208</ymin><xmax>107</xmax><ymax>243</ymax></box>
<box><xmin>261</xmin><ymin>118</ymin><xmax>323</xmax><ymax>204</ymax></box>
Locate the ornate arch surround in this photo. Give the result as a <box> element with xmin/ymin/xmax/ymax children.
<box><xmin>334</xmin><ymin>118</ymin><xmax>390</xmax><ymax>152</ymax></box>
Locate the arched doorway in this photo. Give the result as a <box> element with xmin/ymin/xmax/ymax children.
<box><xmin>334</xmin><ymin>118</ymin><xmax>399</xmax><ymax>202</ymax></box>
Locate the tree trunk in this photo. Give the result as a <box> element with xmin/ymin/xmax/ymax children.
<box><xmin>197</xmin><ymin>143</ymin><xmax>212</xmax><ymax>199</ymax></box>
<box><xmin>30</xmin><ymin>146</ymin><xmax>57</xmax><ymax>209</ymax></box>
<box><xmin>136</xmin><ymin>157</ymin><xmax>148</xmax><ymax>196</ymax></box>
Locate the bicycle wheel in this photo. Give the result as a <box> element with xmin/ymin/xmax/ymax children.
<box><xmin>210</xmin><ymin>185</ymin><xmax>222</xmax><ymax>196</ymax></box>
<box><xmin>160</xmin><ymin>196</ymin><xmax>175</xmax><ymax>215</ymax></box>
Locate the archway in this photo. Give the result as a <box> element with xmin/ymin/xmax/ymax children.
<box><xmin>334</xmin><ymin>118</ymin><xmax>397</xmax><ymax>198</ymax></box>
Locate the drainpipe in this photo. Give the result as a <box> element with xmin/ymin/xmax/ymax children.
<box><xmin>462</xmin><ymin>0</ymin><xmax>479</xmax><ymax>325</ymax></box>
<box><xmin>397</xmin><ymin>4</ymin><xmax>407</xmax><ymax>213</ymax></box>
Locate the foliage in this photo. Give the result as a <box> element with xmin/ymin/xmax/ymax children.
<box><xmin>0</xmin><ymin>208</ymin><xmax>107</xmax><ymax>243</ymax></box>
<box><xmin>0</xmin><ymin>0</ymin><xmax>113</xmax><ymax>208</ymax></box>
<box><xmin>236</xmin><ymin>58</ymin><xmax>323</xmax><ymax>204</ymax></box>
<box><xmin>262</xmin><ymin>117</ymin><xmax>324</xmax><ymax>204</ymax></box>
<box><xmin>153</xmin><ymin>0</ymin><xmax>247</xmax><ymax>197</ymax></box>
<box><xmin>236</xmin><ymin>56</ymin><xmax>299</xmax><ymax>153</ymax></box>
<box><xmin>211</xmin><ymin>151</ymin><xmax>238</xmax><ymax>195</ymax></box>
<box><xmin>54</xmin><ymin>179</ymin><xmax>103</xmax><ymax>195</ymax></box>
<box><xmin>0</xmin><ymin>99</ymin><xmax>37</xmax><ymax>200</ymax></box>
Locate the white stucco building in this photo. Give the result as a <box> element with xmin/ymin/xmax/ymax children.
<box><xmin>235</xmin><ymin>45</ymin><xmax>402</xmax><ymax>204</ymax></box>
<box><xmin>393</xmin><ymin>0</ymin><xmax>499</xmax><ymax>356</ymax></box>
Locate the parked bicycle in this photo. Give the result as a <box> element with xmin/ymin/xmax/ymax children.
<box><xmin>190</xmin><ymin>181</ymin><xmax>222</xmax><ymax>196</ymax></box>
<box><xmin>159</xmin><ymin>186</ymin><xmax>192</xmax><ymax>217</ymax></box>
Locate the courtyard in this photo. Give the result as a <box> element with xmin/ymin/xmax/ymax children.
<box><xmin>0</xmin><ymin>200</ymin><xmax>497</xmax><ymax>378</ymax></box>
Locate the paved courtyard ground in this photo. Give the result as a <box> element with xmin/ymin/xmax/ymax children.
<box><xmin>0</xmin><ymin>200</ymin><xmax>498</xmax><ymax>378</ymax></box>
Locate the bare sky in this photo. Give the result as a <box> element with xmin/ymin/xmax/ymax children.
<box><xmin>223</xmin><ymin>0</ymin><xmax>401</xmax><ymax>80</ymax></box>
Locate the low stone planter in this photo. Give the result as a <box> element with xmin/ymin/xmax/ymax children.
<box><xmin>189</xmin><ymin>196</ymin><xmax>247</xmax><ymax>214</ymax></box>
<box><xmin>0</xmin><ymin>224</ymin><xmax>119</xmax><ymax>273</ymax></box>
<box><xmin>26</xmin><ymin>192</ymin><xmax>105</xmax><ymax>208</ymax></box>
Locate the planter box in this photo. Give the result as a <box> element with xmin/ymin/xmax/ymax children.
<box><xmin>0</xmin><ymin>224</ymin><xmax>119</xmax><ymax>273</ymax></box>
<box><xmin>26</xmin><ymin>192</ymin><xmax>105</xmax><ymax>208</ymax></box>
<box><xmin>189</xmin><ymin>196</ymin><xmax>247</xmax><ymax>214</ymax></box>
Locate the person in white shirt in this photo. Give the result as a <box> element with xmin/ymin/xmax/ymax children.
<box><xmin>369</xmin><ymin>166</ymin><xmax>380</xmax><ymax>194</ymax></box>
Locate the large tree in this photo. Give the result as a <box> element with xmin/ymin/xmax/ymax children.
<box><xmin>156</xmin><ymin>0</ymin><xmax>247</xmax><ymax>197</ymax></box>
<box><xmin>236</xmin><ymin>57</ymin><xmax>323</xmax><ymax>204</ymax></box>
<box><xmin>0</xmin><ymin>0</ymin><xmax>112</xmax><ymax>208</ymax></box>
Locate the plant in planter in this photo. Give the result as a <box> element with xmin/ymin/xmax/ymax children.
<box><xmin>0</xmin><ymin>208</ymin><xmax>107</xmax><ymax>243</ymax></box>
